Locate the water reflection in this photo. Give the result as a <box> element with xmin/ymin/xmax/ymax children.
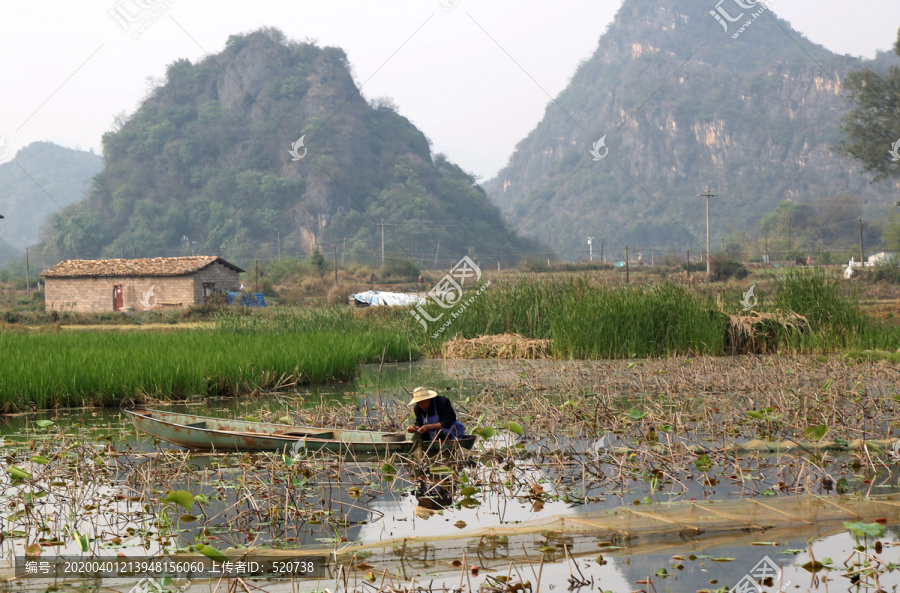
<box><xmin>3</xmin><ymin>359</ymin><xmax>900</xmax><ymax>592</ymax></box>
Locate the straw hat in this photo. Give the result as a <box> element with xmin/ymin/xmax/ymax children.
<box><xmin>409</xmin><ymin>387</ymin><xmax>438</xmax><ymax>405</ymax></box>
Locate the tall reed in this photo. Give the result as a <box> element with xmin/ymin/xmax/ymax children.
<box><xmin>418</xmin><ymin>278</ymin><xmax>724</xmax><ymax>358</ymax></box>
<box><xmin>771</xmin><ymin>268</ymin><xmax>900</xmax><ymax>352</ymax></box>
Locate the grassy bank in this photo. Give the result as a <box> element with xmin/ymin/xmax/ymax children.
<box><xmin>0</xmin><ymin>308</ymin><xmax>419</xmax><ymax>410</ymax></box>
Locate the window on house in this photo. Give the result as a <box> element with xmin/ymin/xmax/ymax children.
<box><xmin>203</xmin><ymin>283</ymin><xmax>215</xmax><ymax>297</ymax></box>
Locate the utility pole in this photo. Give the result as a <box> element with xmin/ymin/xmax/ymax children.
<box><xmin>132</xmin><ymin>240</ymin><xmax>138</xmax><ymax>258</ymax></box>
<box><xmin>720</xmin><ymin>237</ymin><xmax>725</xmax><ymax>253</ymax></box>
<box><xmin>625</xmin><ymin>244</ymin><xmax>630</xmax><ymax>284</ymax></box>
<box><xmin>817</xmin><ymin>229</ymin><xmax>822</xmax><ymax>266</ymax></box>
<box><xmin>698</xmin><ymin>186</ymin><xmax>717</xmax><ymax>276</ymax></box>
<box><xmin>342</xmin><ymin>238</ymin><xmax>346</xmax><ymax>267</ymax></box>
<box><xmin>687</xmin><ymin>249</ymin><xmax>691</xmax><ymax>282</ymax></box>
<box><xmin>433</xmin><ymin>240</ymin><xmax>441</xmax><ymax>269</ymax></box>
<box><xmin>377</xmin><ymin>220</ymin><xmax>388</xmax><ymax>265</ymax></box>
<box><xmin>25</xmin><ymin>247</ymin><xmax>30</xmax><ymax>298</ymax></box>
<box><xmin>600</xmin><ymin>241</ymin><xmax>604</xmax><ymax>263</ymax></box>
<box><xmin>587</xmin><ymin>237</ymin><xmax>594</xmax><ymax>262</ymax></box>
<box><xmin>277</xmin><ymin>231</ymin><xmax>281</xmax><ymax>261</ymax></box>
<box><xmin>859</xmin><ymin>217</ymin><xmax>865</xmax><ymax>266</ymax></box>
<box><xmin>333</xmin><ymin>245</ymin><xmax>338</xmax><ymax>286</ymax></box>
<box><xmin>765</xmin><ymin>234</ymin><xmax>769</xmax><ymax>264</ymax></box>
<box><xmin>255</xmin><ymin>259</ymin><xmax>259</xmax><ymax>293</ymax></box>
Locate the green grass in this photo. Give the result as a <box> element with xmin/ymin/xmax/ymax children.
<box><xmin>551</xmin><ymin>281</ymin><xmax>724</xmax><ymax>358</ymax></box>
<box><xmin>770</xmin><ymin>269</ymin><xmax>900</xmax><ymax>352</ymax></box>
<box><xmin>0</xmin><ymin>308</ymin><xmax>419</xmax><ymax>410</ymax></box>
<box><xmin>418</xmin><ymin>277</ymin><xmax>725</xmax><ymax>358</ymax></box>
<box><xmin>416</xmin><ymin>272</ymin><xmax>900</xmax><ymax>358</ymax></box>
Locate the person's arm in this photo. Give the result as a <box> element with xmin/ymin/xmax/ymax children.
<box><xmin>415</xmin><ymin>401</ymin><xmax>445</xmax><ymax>434</ymax></box>
<box><xmin>407</xmin><ymin>406</ymin><xmax>425</xmax><ymax>433</ymax></box>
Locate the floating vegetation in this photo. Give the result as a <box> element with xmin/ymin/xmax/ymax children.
<box><xmin>0</xmin><ymin>353</ymin><xmax>897</xmax><ymax>591</ymax></box>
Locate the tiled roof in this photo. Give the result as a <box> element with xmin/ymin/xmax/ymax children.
<box><xmin>40</xmin><ymin>256</ymin><xmax>244</xmax><ymax>278</ymax></box>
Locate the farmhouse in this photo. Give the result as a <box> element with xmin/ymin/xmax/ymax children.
<box><xmin>867</xmin><ymin>251</ymin><xmax>899</xmax><ymax>266</ymax></box>
<box><xmin>40</xmin><ymin>256</ymin><xmax>244</xmax><ymax>313</ymax></box>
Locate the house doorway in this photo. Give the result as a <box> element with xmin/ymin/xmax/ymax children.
<box><xmin>113</xmin><ymin>285</ymin><xmax>124</xmax><ymax>311</ymax></box>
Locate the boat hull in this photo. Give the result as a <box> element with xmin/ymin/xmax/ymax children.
<box><xmin>125</xmin><ymin>409</ymin><xmax>476</xmax><ymax>456</ymax></box>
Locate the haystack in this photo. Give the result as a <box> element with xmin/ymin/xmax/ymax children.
<box><xmin>441</xmin><ymin>333</ymin><xmax>553</xmax><ymax>359</ymax></box>
<box><xmin>724</xmin><ymin>310</ymin><xmax>811</xmax><ymax>355</ymax></box>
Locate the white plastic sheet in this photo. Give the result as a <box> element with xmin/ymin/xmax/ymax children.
<box><xmin>350</xmin><ymin>290</ymin><xmax>425</xmax><ymax>307</ymax></box>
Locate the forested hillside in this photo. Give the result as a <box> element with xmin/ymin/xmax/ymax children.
<box><xmin>42</xmin><ymin>29</ymin><xmax>533</xmax><ymax>267</ymax></box>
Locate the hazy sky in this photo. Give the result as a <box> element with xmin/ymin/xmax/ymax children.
<box><xmin>1</xmin><ymin>0</ymin><xmax>898</xmax><ymax>181</ymax></box>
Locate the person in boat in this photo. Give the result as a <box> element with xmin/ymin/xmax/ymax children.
<box><xmin>407</xmin><ymin>387</ymin><xmax>465</xmax><ymax>441</ymax></box>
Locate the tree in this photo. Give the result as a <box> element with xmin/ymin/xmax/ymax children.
<box><xmin>839</xmin><ymin>27</ymin><xmax>900</xmax><ymax>182</ymax></box>
<box><xmin>309</xmin><ymin>248</ymin><xmax>328</xmax><ymax>277</ymax></box>
<box><xmin>758</xmin><ymin>201</ymin><xmax>816</xmax><ymax>259</ymax></box>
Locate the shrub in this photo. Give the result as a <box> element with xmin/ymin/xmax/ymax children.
<box><xmin>870</xmin><ymin>259</ymin><xmax>900</xmax><ymax>283</ymax></box>
<box><xmin>519</xmin><ymin>255</ymin><xmax>549</xmax><ymax>273</ymax></box>
<box><xmin>380</xmin><ymin>257</ymin><xmax>421</xmax><ymax>282</ymax></box>
<box><xmin>326</xmin><ymin>284</ymin><xmax>351</xmax><ymax>307</ymax></box>
<box><xmin>709</xmin><ymin>257</ymin><xmax>748</xmax><ymax>281</ymax></box>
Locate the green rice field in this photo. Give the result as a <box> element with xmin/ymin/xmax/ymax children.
<box><xmin>0</xmin><ymin>309</ymin><xmax>418</xmax><ymax>410</ymax></box>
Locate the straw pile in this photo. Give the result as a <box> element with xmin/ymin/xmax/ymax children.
<box><xmin>441</xmin><ymin>333</ymin><xmax>553</xmax><ymax>359</ymax></box>
<box><xmin>724</xmin><ymin>309</ymin><xmax>811</xmax><ymax>354</ymax></box>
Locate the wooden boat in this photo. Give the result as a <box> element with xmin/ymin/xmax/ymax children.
<box><xmin>125</xmin><ymin>409</ymin><xmax>477</xmax><ymax>456</ymax></box>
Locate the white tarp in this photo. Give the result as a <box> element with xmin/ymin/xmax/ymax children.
<box><xmin>350</xmin><ymin>290</ymin><xmax>425</xmax><ymax>307</ymax></box>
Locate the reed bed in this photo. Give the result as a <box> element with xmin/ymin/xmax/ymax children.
<box><xmin>418</xmin><ymin>271</ymin><xmax>900</xmax><ymax>358</ymax></box>
<box><xmin>420</xmin><ymin>278</ymin><xmax>726</xmax><ymax>358</ymax></box>
<box><xmin>769</xmin><ymin>268</ymin><xmax>900</xmax><ymax>351</ymax></box>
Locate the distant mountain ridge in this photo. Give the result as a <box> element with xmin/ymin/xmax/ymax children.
<box><xmin>0</xmin><ymin>142</ymin><xmax>101</xmax><ymax>249</ymax></box>
<box><xmin>485</xmin><ymin>0</ymin><xmax>900</xmax><ymax>258</ymax></box>
<box><xmin>40</xmin><ymin>29</ymin><xmax>533</xmax><ymax>266</ymax></box>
